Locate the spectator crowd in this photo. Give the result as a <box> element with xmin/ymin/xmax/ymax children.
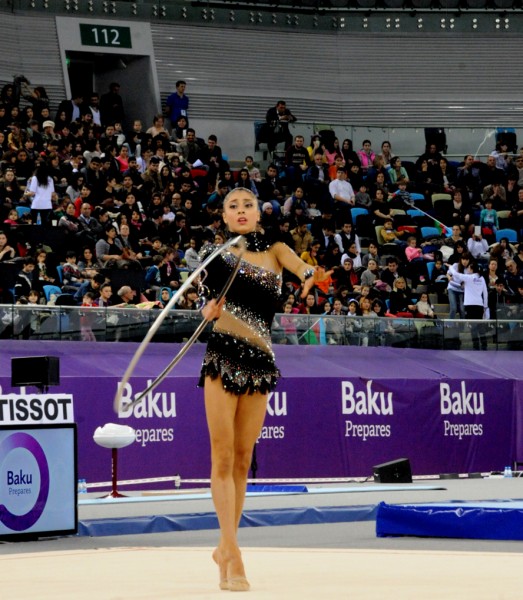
<box><xmin>1</xmin><ymin>78</ymin><xmax>523</xmax><ymax>346</ymax></box>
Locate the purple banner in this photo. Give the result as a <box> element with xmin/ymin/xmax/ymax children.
<box><xmin>0</xmin><ymin>341</ymin><xmax>521</xmax><ymax>485</ymax></box>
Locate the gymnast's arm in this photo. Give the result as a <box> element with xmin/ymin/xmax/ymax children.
<box><xmin>272</xmin><ymin>242</ymin><xmax>332</xmax><ymax>297</ymax></box>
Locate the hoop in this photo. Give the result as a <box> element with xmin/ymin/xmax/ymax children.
<box><xmin>113</xmin><ymin>235</ymin><xmax>247</xmax><ymax>413</ymax></box>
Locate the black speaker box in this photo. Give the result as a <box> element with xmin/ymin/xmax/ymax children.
<box><xmin>373</xmin><ymin>458</ymin><xmax>412</xmax><ymax>484</ymax></box>
<box><xmin>11</xmin><ymin>356</ymin><xmax>60</xmax><ymax>387</ymax></box>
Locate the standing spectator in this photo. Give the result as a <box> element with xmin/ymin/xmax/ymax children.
<box><xmin>100</xmin><ymin>82</ymin><xmax>124</xmax><ymax>127</ymax></box>
<box><xmin>25</xmin><ymin>161</ymin><xmax>55</xmax><ymax>226</ymax></box>
<box><xmin>87</xmin><ymin>92</ymin><xmax>102</xmax><ymax>127</ymax></box>
<box><xmin>448</xmin><ymin>260</ymin><xmax>489</xmax><ymax>350</ymax></box>
<box><xmin>165</xmin><ymin>80</ymin><xmax>189</xmax><ymax>127</ymax></box>
<box><xmin>55</xmin><ymin>93</ymin><xmax>84</xmax><ymax>126</ymax></box>
<box><xmin>447</xmin><ymin>253</ymin><xmax>471</xmax><ymax>319</ymax></box>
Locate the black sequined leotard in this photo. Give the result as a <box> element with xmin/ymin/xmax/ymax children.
<box><xmin>198</xmin><ymin>234</ymin><xmax>313</xmax><ymax>395</ymax></box>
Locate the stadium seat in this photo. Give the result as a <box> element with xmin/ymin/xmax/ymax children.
<box><xmin>409</xmin><ymin>193</ymin><xmax>425</xmax><ymax>202</ymax></box>
<box><xmin>351</xmin><ymin>207</ymin><xmax>368</xmax><ymax>221</ymax></box>
<box><xmin>43</xmin><ymin>285</ymin><xmax>63</xmax><ymax>303</ymax></box>
<box><xmin>496</xmin><ymin>210</ymin><xmax>512</xmax><ymax>229</ymax></box>
<box><xmin>431</xmin><ymin>193</ymin><xmax>452</xmax><ymax>204</ymax></box>
<box><xmin>426</xmin><ymin>261</ymin><xmax>435</xmax><ymax>280</ymax></box>
<box><xmin>16</xmin><ymin>206</ymin><xmax>31</xmax><ymax>218</ymax></box>
<box><xmin>421</xmin><ymin>226</ymin><xmax>443</xmax><ymax>239</ymax></box>
<box><xmin>495</xmin><ymin>229</ymin><xmax>518</xmax><ymax>243</ymax></box>
<box><xmin>55</xmin><ymin>265</ymin><xmax>64</xmax><ymax>284</ymax></box>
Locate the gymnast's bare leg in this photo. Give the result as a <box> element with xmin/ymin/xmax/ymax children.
<box><xmin>205</xmin><ymin>375</ymin><xmax>268</xmax><ymax>591</ymax></box>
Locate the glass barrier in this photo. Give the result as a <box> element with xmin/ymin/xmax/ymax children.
<box><xmin>1</xmin><ymin>305</ymin><xmax>522</xmax><ymax>350</ymax></box>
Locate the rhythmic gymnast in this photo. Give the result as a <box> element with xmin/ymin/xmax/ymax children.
<box><xmin>199</xmin><ymin>187</ymin><xmax>330</xmax><ymax>591</ymax></box>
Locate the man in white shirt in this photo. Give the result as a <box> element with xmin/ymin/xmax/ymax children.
<box><xmin>329</xmin><ymin>167</ymin><xmax>355</xmax><ymax>226</ymax></box>
<box><xmin>329</xmin><ymin>168</ymin><xmax>355</xmax><ymax>207</ymax></box>
<box><xmin>89</xmin><ymin>93</ymin><xmax>102</xmax><ymax>127</ymax></box>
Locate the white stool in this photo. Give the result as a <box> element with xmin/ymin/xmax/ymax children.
<box><xmin>93</xmin><ymin>423</ymin><xmax>136</xmax><ymax>498</ymax></box>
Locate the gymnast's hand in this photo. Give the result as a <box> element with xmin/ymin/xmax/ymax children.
<box><xmin>201</xmin><ymin>297</ymin><xmax>226</xmax><ymax>321</ymax></box>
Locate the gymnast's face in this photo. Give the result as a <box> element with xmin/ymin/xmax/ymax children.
<box><xmin>222</xmin><ymin>190</ymin><xmax>260</xmax><ymax>235</ymax></box>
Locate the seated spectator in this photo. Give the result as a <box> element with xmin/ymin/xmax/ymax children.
<box><xmin>260</xmin><ymin>202</ymin><xmax>279</xmax><ymax>239</ymax></box>
<box><xmin>333</xmin><ymin>257</ymin><xmax>361</xmax><ymax>294</ymax></box>
<box><xmin>235</xmin><ymin>168</ymin><xmax>258</xmax><ymax>197</ymax></box>
<box><xmin>488</xmin><ymin>278</ymin><xmax>510</xmax><ymax>319</ymax></box>
<box><xmin>456</xmin><ymin>155</ymin><xmax>483</xmax><ymax>205</ymax></box>
<box><xmin>144</xmin><ymin>254</ymin><xmax>164</xmax><ymax>298</ymax></box>
<box><xmin>34</xmin><ymin>248</ymin><xmax>56</xmax><ymax>290</ymax></box>
<box><xmin>432</xmin><ymin>157</ymin><xmax>457</xmax><ymax>193</ymax></box>
<box><xmin>490</xmin><ymin>237</ymin><xmax>517</xmax><ymax>262</ymax></box>
<box><xmin>416</xmin><ymin>292</ymin><xmax>435</xmax><ymax>318</ymax></box>
<box><xmin>371</xmin><ymin>188</ymin><xmax>392</xmax><ymax>226</ymax></box>
<box><xmin>340</xmin><ymin>240</ymin><xmax>362</xmax><ymax>270</ymax></box>
<box><xmin>176</xmin><ymin>286</ymin><xmax>199</xmax><ymax>310</ymax></box>
<box><xmin>95</xmin><ymin>224</ymin><xmax>124</xmax><ymax>268</ymax></box>
<box><xmin>3</xmin><ymin>208</ymin><xmax>20</xmax><ymax>227</ymax></box>
<box><xmin>356</xmin><ymin>139</ymin><xmax>376</xmax><ymax>174</ymax></box>
<box><xmin>388</xmin><ymin>157</ymin><xmax>409</xmax><ymax>187</ymax></box>
<box><xmin>14</xmin><ymin>257</ymin><xmax>36</xmax><ymax>299</ymax></box>
<box><xmin>300</xmin><ymin>240</ymin><xmax>322</xmax><ymax>267</ymax></box>
<box><xmin>362</xmin><ymin>241</ymin><xmax>382</xmax><ymax>268</ymax></box>
<box><xmin>96</xmin><ymin>283</ymin><xmax>113</xmax><ymax>307</ymax></box>
<box><xmin>77</xmin><ymin>246</ymin><xmax>98</xmax><ymax>279</ymax></box>
<box><xmin>159</xmin><ymin>246</ymin><xmax>181</xmax><ymax>290</ymax></box>
<box><xmin>0</xmin><ymin>168</ymin><xmax>24</xmax><ymax>209</ymax></box>
<box><xmin>297</xmin><ymin>292</ymin><xmax>322</xmax><ymax>315</ymax></box>
<box><xmin>74</xmin><ymin>273</ymin><xmax>105</xmax><ymax>304</ymax></box>
<box><xmin>429</xmin><ymin>257</ymin><xmax>448</xmax><ymax>302</ymax></box>
<box><xmin>0</xmin><ymin>230</ymin><xmax>16</xmax><ymax>261</ymax></box>
<box><xmin>405</xmin><ymin>236</ymin><xmax>433</xmax><ymax>286</ymax></box>
<box><xmin>467</xmin><ymin>230</ymin><xmax>489</xmax><ymax>262</ymax></box>
<box><xmin>360</xmin><ymin>258</ymin><xmax>386</xmax><ymax>292</ymax></box>
<box><xmin>388</xmin><ymin>277</ymin><xmax>417</xmax><ymax>317</ymax></box>
<box><xmin>416</xmin><ymin>143</ymin><xmax>443</xmax><ymax>170</ymax></box>
<box><xmin>503</xmin><ymin>259</ymin><xmax>522</xmax><ymax>296</ymax></box>
<box><xmin>243</xmin><ymin>155</ymin><xmax>261</xmax><ymax>183</ymax></box>
<box><xmin>380</xmin><ymin>217</ymin><xmax>407</xmax><ymax>247</ymax></box>
<box><xmin>114</xmin><ymin>285</ymin><xmax>154</xmax><ymax>309</ymax></box>
<box><xmin>341</xmin><ymin>138</ymin><xmax>361</xmax><ymax>169</ymax></box>
<box><xmin>62</xmin><ymin>250</ymin><xmax>84</xmax><ymax>289</ymax></box>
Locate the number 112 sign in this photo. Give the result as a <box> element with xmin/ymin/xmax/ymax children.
<box><xmin>79</xmin><ymin>24</ymin><xmax>132</xmax><ymax>49</ymax></box>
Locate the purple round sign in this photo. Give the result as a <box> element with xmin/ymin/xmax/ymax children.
<box><xmin>0</xmin><ymin>433</ymin><xmax>50</xmax><ymax>532</ymax></box>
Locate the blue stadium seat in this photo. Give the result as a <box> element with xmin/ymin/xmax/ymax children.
<box><xmin>421</xmin><ymin>226</ymin><xmax>442</xmax><ymax>239</ymax></box>
<box><xmin>16</xmin><ymin>206</ymin><xmax>30</xmax><ymax>218</ymax></box>
<box><xmin>43</xmin><ymin>285</ymin><xmax>63</xmax><ymax>303</ymax></box>
<box><xmin>495</xmin><ymin>229</ymin><xmax>518</xmax><ymax>243</ymax></box>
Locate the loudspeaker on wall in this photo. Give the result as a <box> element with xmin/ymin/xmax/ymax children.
<box><xmin>11</xmin><ymin>356</ymin><xmax>60</xmax><ymax>388</ymax></box>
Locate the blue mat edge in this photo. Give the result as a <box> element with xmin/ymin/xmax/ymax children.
<box><xmin>78</xmin><ymin>504</ymin><xmax>378</xmax><ymax>537</ymax></box>
<box><xmin>376</xmin><ymin>501</ymin><xmax>523</xmax><ymax>541</ymax></box>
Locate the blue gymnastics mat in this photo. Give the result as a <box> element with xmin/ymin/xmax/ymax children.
<box><xmin>376</xmin><ymin>500</ymin><xmax>523</xmax><ymax>541</ymax></box>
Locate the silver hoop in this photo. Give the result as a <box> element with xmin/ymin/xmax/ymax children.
<box><xmin>113</xmin><ymin>235</ymin><xmax>247</xmax><ymax>413</ymax></box>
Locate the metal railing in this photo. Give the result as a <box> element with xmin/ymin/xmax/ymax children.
<box><xmin>1</xmin><ymin>305</ymin><xmax>522</xmax><ymax>350</ymax></box>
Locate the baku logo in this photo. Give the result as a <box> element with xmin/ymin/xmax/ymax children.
<box><xmin>0</xmin><ymin>433</ymin><xmax>50</xmax><ymax>531</ymax></box>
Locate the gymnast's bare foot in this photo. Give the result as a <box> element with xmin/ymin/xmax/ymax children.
<box><xmin>226</xmin><ymin>553</ymin><xmax>250</xmax><ymax>592</ymax></box>
<box><xmin>212</xmin><ymin>547</ymin><xmax>228</xmax><ymax>590</ymax></box>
